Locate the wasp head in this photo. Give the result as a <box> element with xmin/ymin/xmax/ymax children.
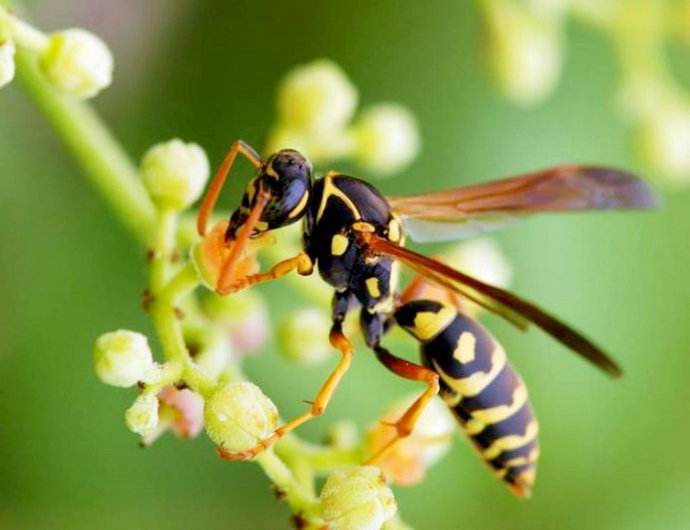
<box><xmin>226</xmin><ymin>149</ymin><xmax>313</xmax><ymax>241</ymax></box>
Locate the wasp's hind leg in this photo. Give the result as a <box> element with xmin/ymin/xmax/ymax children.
<box><xmin>218</xmin><ymin>291</ymin><xmax>356</xmax><ymax>461</ymax></box>
<box><xmin>360</xmin><ymin>310</ymin><xmax>440</xmax><ymax>464</ymax></box>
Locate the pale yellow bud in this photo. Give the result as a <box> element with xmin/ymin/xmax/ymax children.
<box><xmin>141</xmin><ymin>139</ymin><xmax>210</xmax><ymax>210</ymax></box>
<box><xmin>204</xmin><ymin>382</ymin><xmax>278</xmax><ymax>453</ymax></box>
<box><xmin>40</xmin><ymin>29</ymin><xmax>113</xmax><ymax>99</ymax></box>
<box><xmin>636</xmin><ymin>109</ymin><xmax>690</xmax><ymax>185</ymax></box>
<box><xmin>0</xmin><ymin>37</ymin><xmax>15</xmax><ymax>88</ymax></box>
<box><xmin>278</xmin><ymin>308</ymin><xmax>332</xmax><ymax>364</ymax></box>
<box><xmin>93</xmin><ymin>330</ymin><xmax>155</xmax><ymax>388</ymax></box>
<box><xmin>277</xmin><ymin>59</ymin><xmax>358</xmax><ymax>135</ymax></box>
<box><xmin>125</xmin><ymin>393</ymin><xmax>159</xmax><ymax>436</ymax></box>
<box><xmin>320</xmin><ymin>466</ymin><xmax>397</xmax><ymax>530</ymax></box>
<box><xmin>484</xmin><ymin>0</ymin><xmax>563</xmax><ymax>105</ymax></box>
<box><xmin>353</xmin><ymin>104</ymin><xmax>420</xmax><ymax>176</ymax></box>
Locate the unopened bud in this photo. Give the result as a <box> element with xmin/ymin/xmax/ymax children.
<box><xmin>277</xmin><ymin>59</ymin><xmax>358</xmax><ymax>135</ymax></box>
<box><xmin>0</xmin><ymin>37</ymin><xmax>15</xmax><ymax>88</ymax></box>
<box><xmin>636</xmin><ymin>109</ymin><xmax>690</xmax><ymax>185</ymax></box>
<box><xmin>39</xmin><ymin>29</ymin><xmax>113</xmax><ymax>99</ymax></box>
<box><xmin>320</xmin><ymin>466</ymin><xmax>397</xmax><ymax>530</ymax></box>
<box><xmin>484</xmin><ymin>0</ymin><xmax>563</xmax><ymax>105</ymax></box>
<box><xmin>204</xmin><ymin>382</ymin><xmax>278</xmax><ymax>453</ymax></box>
<box><xmin>278</xmin><ymin>308</ymin><xmax>331</xmax><ymax>364</ymax></box>
<box><xmin>93</xmin><ymin>330</ymin><xmax>155</xmax><ymax>388</ymax></box>
<box><xmin>125</xmin><ymin>393</ymin><xmax>159</xmax><ymax>436</ymax></box>
<box><xmin>353</xmin><ymin>104</ymin><xmax>420</xmax><ymax>176</ymax></box>
<box><xmin>141</xmin><ymin>139</ymin><xmax>210</xmax><ymax>210</ymax></box>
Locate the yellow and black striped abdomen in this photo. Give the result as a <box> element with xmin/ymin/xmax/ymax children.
<box><xmin>395</xmin><ymin>299</ymin><xmax>539</xmax><ymax>497</ymax></box>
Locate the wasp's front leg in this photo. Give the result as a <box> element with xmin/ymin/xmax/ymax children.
<box><xmin>217</xmin><ymin>252</ymin><xmax>313</xmax><ymax>295</ymax></box>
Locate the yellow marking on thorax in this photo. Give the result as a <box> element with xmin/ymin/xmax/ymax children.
<box><xmin>288</xmin><ymin>190</ymin><xmax>309</xmax><ymax>219</ymax></box>
<box><xmin>408</xmin><ymin>306</ymin><xmax>457</xmax><ymax>341</ymax></box>
<box><xmin>331</xmin><ymin>234</ymin><xmax>349</xmax><ymax>256</ymax></box>
<box><xmin>470</xmin><ymin>384</ymin><xmax>528</xmax><ymax>425</ymax></box>
<box><xmin>432</xmin><ymin>342</ymin><xmax>506</xmax><ymax>396</ymax></box>
<box><xmin>388</xmin><ymin>216</ymin><xmax>402</xmax><ymax>242</ymax></box>
<box><xmin>453</xmin><ymin>332</ymin><xmax>477</xmax><ymax>364</ymax></box>
<box><xmin>482</xmin><ymin>420</ymin><xmax>539</xmax><ymax>461</ymax></box>
<box><xmin>366</xmin><ymin>277</ymin><xmax>381</xmax><ymax>298</ymax></box>
<box><xmin>352</xmin><ymin>221</ymin><xmax>375</xmax><ymax>233</ymax></box>
<box><xmin>255</xmin><ymin>221</ymin><xmax>269</xmax><ymax>231</ymax></box>
<box><xmin>316</xmin><ymin>174</ymin><xmax>361</xmax><ymax>222</ymax></box>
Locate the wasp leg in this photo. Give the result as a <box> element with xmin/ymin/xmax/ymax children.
<box><xmin>366</xmin><ymin>343</ymin><xmax>440</xmax><ymax>465</ymax></box>
<box><xmin>197</xmin><ymin>140</ymin><xmax>262</xmax><ymax>236</ymax></box>
<box><xmin>217</xmin><ymin>252</ymin><xmax>313</xmax><ymax>295</ymax></box>
<box><xmin>219</xmin><ymin>292</ymin><xmax>355</xmax><ymax>461</ymax></box>
<box><xmin>215</xmin><ymin>188</ymin><xmax>270</xmax><ymax>294</ymax></box>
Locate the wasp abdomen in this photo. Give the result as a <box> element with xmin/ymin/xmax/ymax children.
<box><xmin>395</xmin><ymin>299</ymin><xmax>539</xmax><ymax>497</ymax></box>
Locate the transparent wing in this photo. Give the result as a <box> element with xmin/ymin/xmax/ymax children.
<box><xmin>388</xmin><ymin>165</ymin><xmax>658</xmax><ymax>242</ymax></box>
<box><xmin>365</xmin><ymin>234</ymin><xmax>623</xmax><ymax>377</ymax></box>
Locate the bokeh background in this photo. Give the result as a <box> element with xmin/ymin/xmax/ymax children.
<box><xmin>1</xmin><ymin>1</ymin><xmax>690</xmax><ymax>529</ymax></box>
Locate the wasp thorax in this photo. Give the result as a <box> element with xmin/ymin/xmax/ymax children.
<box><xmin>226</xmin><ymin>149</ymin><xmax>313</xmax><ymax>241</ymax></box>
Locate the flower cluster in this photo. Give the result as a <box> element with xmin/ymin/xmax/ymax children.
<box><xmin>479</xmin><ymin>0</ymin><xmax>690</xmax><ymax>186</ymax></box>
<box><xmin>266</xmin><ymin>59</ymin><xmax>420</xmax><ymax>177</ymax></box>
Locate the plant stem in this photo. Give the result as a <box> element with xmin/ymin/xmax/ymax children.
<box><xmin>13</xmin><ymin>48</ymin><xmax>156</xmax><ymax>244</ymax></box>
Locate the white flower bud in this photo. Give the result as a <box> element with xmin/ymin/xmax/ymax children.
<box><xmin>0</xmin><ymin>38</ymin><xmax>16</xmax><ymax>89</ymax></box>
<box><xmin>141</xmin><ymin>139</ymin><xmax>210</xmax><ymax>210</ymax></box>
<box><xmin>204</xmin><ymin>382</ymin><xmax>278</xmax><ymax>453</ymax></box>
<box><xmin>39</xmin><ymin>29</ymin><xmax>113</xmax><ymax>99</ymax></box>
<box><xmin>320</xmin><ymin>466</ymin><xmax>397</xmax><ymax>530</ymax></box>
<box><xmin>636</xmin><ymin>109</ymin><xmax>690</xmax><ymax>185</ymax></box>
<box><xmin>353</xmin><ymin>104</ymin><xmax>420</xmax><ymax>176</ymax></box>
<box><xmin>278</xmin><ymin>308</ymin><xmax>332</xmax><ymax>364</ymax></box>
<box><xmin>125</xmin><ymin>393</ymin><xmax>159</xmax><ymax>436</ymax></box>
<box><xmin>93</xmin><ymin>330</ymin><xmax>155</xmax><ymax>388</ymax></box>
<box><xmin>277</xmin><ymin>59</ymin><xmax>358</xmax><ymax>135</ymax></box>
<box><xmin>484</xmin><ymin>0</ymin><xmax>563</xmax><ymax>105</ymax></box>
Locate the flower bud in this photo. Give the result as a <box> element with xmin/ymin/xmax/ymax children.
<box><xmin>125</xmin><ymin>393</ymin><xmax>159</xmax><ymax>436</ymax></box>
<box><xmin>636</xmin><ymin>109</ymin><xmax>690</xmax><ymax>185</ymax></box>
<box><xmin>483</xmin><ymin>0</ymin><xmax>563</xmax><ymax>105</ymax></box>
<box><xmin>364</xmin><ymin>396</ymin><xmax>454</xmax><ymax>486</ymax></box>
<box><xmin>320</xmin><ymin>466</ymin><xmax>397</xmax><ymax>530</ymax></box>
<box><xmin>141</xmin><ymin>139</ymin><xmax>210</xmax><ymax>210</ymax></box>
<box><xmin>201</xmin><ymin>289</ymin><xmax>270</xmax><ymax>355</ymax></box>
<box><xmin>278</xmin><ymin>308</ymin><xmax>332</xmax><ymax>364</ymax></box>
<box><xmin>93</xmin><ymin>330</ymin><xmax>155</xmax><ymax>388</ymax></box>
<box><xmin>0</xmin><ymin>37</ymin><xmax>16</xmax><ymax>89</ymax></box>
<box><xmin>204</xmin><ymin>382</ymin><xmax>278</xmax><ymax>453</ymax></box>
<box><xmin>158</xmin><ymin>386</ymin><xmax>204</xmax><ymax>439</ymax></box>
<box><xmin>352</xmin><ymin>104</ymin><xmax>420</xmax><ymax>176</ymax></box>
<box><xmin>39</xmin><ymin>29</ymin><xmax>113</xmax><ymax>99</ymax></box>
<box><xmin>277</xmin><ymin>59</ymin><xmax>358</xmax><ymax>135</ymax></box>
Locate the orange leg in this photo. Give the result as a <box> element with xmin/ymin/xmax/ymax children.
<box><xmin>217</xmin><ymin>252</ymin><xmax>313</xmax><ymax>295</ymax></box>
<box><xmin>197</xmin><ymin>140</ymin><xmax>262</xmax><ymax>236</ymax></box>
<box><xmin>366</xmin><ymin>345</ymin><xmax>440</xmax><ymax>465</ymax></box>
<box><xmin>215</xmin><ymin>189</ymin><xmax>270</xmax><ymax>294</ymax></box>
<box><xmin>219</xmin><ymin>326</ymin><xmax>355</xmax><ymax>461</ymax></box>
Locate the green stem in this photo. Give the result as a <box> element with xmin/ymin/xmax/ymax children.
<box><xmin>150</xmin><ymin>207</ymin><xmax>178</xmax><ymax>292</ymax></box>
<box><xmin>13</xmin><ymin>48</ymin><xmax>156</xmax><ymax>244</ymax></box>
<box><xmin>256</xmin><ymin>450</ymin><xmax>320</xmax><ymax>521</ymax></box>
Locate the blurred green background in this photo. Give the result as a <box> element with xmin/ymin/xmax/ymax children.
<box><xmin>1</xmin><ymin>1</ymin><xmax>689</xmax><ymax>529</ymax></box>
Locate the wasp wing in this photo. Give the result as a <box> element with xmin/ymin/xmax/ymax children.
<box><xmin>388</xmin><ymin>165</ymin><xmax>658</xmax><ymax>242</ymax></box>
<box><xmin>367</xmin><ymin>234</ymin><xmax>622</xmax><ymax>377</ymax></box>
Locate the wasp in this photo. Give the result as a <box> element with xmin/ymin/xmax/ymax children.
<box><xmin>196</xmin><ymin>140</ymin><xmax>657</xmax><ymax>496</ymax></box>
